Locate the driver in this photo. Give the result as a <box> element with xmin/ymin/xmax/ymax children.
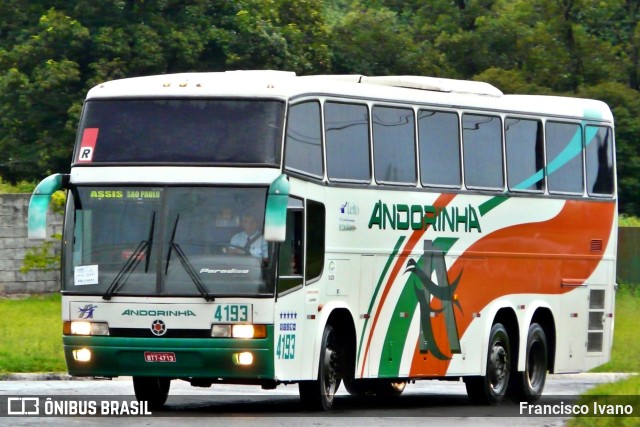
<box><xmin>228</xmin><ymin>213</ymin><xmax>268</xmax><ymax>259</ymax></box>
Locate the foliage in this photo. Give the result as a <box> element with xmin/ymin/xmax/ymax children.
<box><xmin>21</xmin><ymin>233</ymin><xmax>61</xmax><ymax>273</ymax></box>
<box><xmin>0</xmin><ymin>0</ymin><xmax>640</xmax><ymax>214</ymax></box>
<box><xmin>0</xmin><ymin>179</ymin><xmax>36</xmax><ymax>193</ymax></box>
<box><xmin>619</xmin><ymin>215</ymin><xmax>640</xmax><ymax>227</ymax></box>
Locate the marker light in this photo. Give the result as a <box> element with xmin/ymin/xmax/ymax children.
<box><xmin>72</xmin><ymin>348</ymin><xmax>92</xmax><ymax>362</ymax></box>
<box><xmin>211</xmin><ymin>325</ymin><xmax>231</xmax><ymax>338</ymax></box>
<box><xmin>234</xmin><ymin>352</ymin><xmax>254</xmax><ymax>365</ymax></box>
<box><xmin>66</xmin><ymin>321</ymin><xmax>109</xmax><ymax>336</ymax></box>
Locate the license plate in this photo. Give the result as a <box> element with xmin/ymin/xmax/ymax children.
<box><xmin>144</xmin><ymin>352</ymin><xmax>176</xmax><ymax>363</ymax></box>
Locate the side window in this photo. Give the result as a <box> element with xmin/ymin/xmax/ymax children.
<box><xmin>462</xmin><ymin>114</ymin><xmax>504</xmax><ymax>189</ymax></box>
<box><xmin>546</xmin><ymin>122</ymin><xmax>584</xmax><ymax>195</ymax></box>
<box><xmin>325</xmin><ymin>102</ymin><xmax>370</xmax><ymax>182</ymax></box>
<box><xmin>306</xmin><ymin>200</ymin><xmax>325</xmax><ymax>283</ymax></box>
<box><xmin>284</xmin><ymin>101</ymin><xmax>323</xmax><ymax>178</ymax></box>
<box><xmin>585</xmin><ymin>126</ymin><xmax>614</xmax><ymax>197</ymax></box>
<box><xmin>277</xmin><ymin>198</ymin><xmax>304</xmax><ymax>295</ymax></box>
<box><xmin>418</xmin><ymin>110</ymin><xmax>461</xmax><ymax>187</ymax></box>
<box><xmin>372</xmin><ymin>106</ymin><xmax>416</xmax><ymax>185</ymax></box>
<box><xmin>505</xmin><ymin>118</ymin><xmax>544</xmax><ymax>192</ymax></box>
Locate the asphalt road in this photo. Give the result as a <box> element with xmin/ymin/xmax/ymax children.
<box><xmin>0</xmin><ymin>373</ymin><xmax>634</xmax><ymax>426</ymax></box>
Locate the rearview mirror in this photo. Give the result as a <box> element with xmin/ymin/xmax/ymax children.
<box><xmin>28</xmin><ymin>174</ymin><xmax>68</xmax><ymax>239</ymax></box>
<box><xmin>263</xmin><ymin>174</ymin><xmax>289</xmax><ymax>242</ymax></box>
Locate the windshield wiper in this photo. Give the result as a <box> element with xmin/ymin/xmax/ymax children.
<box><xmin>144</xmin><ymin>211</ymin><xmax>156</xmax><ymax>273</ymax></box>
<box><xmin>165</xmin><ymin>214</ymin><xmax>214</xmax><ymax>302</ymax></box>
<box><xmin>102</xmin><ymin>240</ymin><xmax>148</xmax><ymax>300</ymax></box>
<box><xmin>170</xmin><ymin>242</ymin><xmax>214</xmax><ymax>302</ymax></box>
<box><xmin>103</xmin><ymin>211</ymin><xmax>155</xmax><ymax>301</ymax></box>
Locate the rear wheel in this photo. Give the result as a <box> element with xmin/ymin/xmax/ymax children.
<box><xmin>464</xmin><ymin>323</ymin><xmax>511</xmax><ymax>405</ymax></box>
<box><xmin>132</xmin><ymin>377</ymin><xmax>171</xmax><ymax>409</ymax></box>
<box><xmin>510</xmin><ymin>323</ymin><xmax>547</xmax><ymax>402</ymax></box>
<box><xmin>299</xmin><ymin>324</ymin><xmax>341</xmax><ymax>411</ymax></box>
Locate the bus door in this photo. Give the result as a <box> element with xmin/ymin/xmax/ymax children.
<box><xmin>274</xmin><ymin>198</ymin><xmax>305</xmax><ymax>380</ymax></box>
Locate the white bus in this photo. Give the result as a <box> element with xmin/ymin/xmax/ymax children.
<box><xmin>29</xmin><ymin>71</ymin><xmax>617</xmax><ymax>410</ymax></box>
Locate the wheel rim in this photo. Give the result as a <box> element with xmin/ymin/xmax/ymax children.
<box><xmin>488</xmin><ymin>342</ymin><xmax>509</xmax><ymax>393</ymax></box>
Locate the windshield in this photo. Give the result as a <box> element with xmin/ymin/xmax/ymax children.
<box><xmin>74</xmin><ymin>99</ymin><xmax>284</xmax><ymax>165</ymax></box>
<box><xmin>63</xmin><ymin>186</ymin><xmax>275</xmax><ymax>297</ymax></box>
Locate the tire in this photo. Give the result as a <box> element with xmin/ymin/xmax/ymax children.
<box><xmin>510</xmin><ymin>323</ymin><xmax>547</xmax><ymax>402</ymax></box>
<box><xmin>299</xmin><ymin>324</ymin><xmax>341</xmax><ymax>411</ymax></box>
<box><xmin>464</xmin><ymin>323</ymin><xmax>511</xmax><ymax>405</ymax></box>
<box><xmin>132</xmin><ymin>377</ymin><xmax>171</xmax><ymax>410</ymax></box>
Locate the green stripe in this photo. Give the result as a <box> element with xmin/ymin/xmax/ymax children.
<box><xmin>478</xmin><ymin>195</ymin><xmax>509</xmax><ymax>217</ymax></box>
<box><xmin>63</xmin><ymin>329</ymin><xmax>275</xmax><ymax>379</ymax></box>
<box><xmin>356</xmin><ymin>236</ymin><xmax>405</xmax><ymax>363</ymax></box>
<box><xmin>377</xmin><ymin>237</ymin><xmax>457</xmax><ymax>377</ymax></box>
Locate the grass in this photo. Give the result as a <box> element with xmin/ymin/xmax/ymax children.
<box><xmin>567</xmin><ymin>375</ymin><xmax>640</xmax><ymax>426</ymax></box>
<box><xmin>0</xmin><ymin>293</ymin><xmax>65</xmax><ymax>374</ymax></box>
<box><xmin>568</xmin><ymin>284</ymin><xmax>640</xmax><ymax>426</ymax></box>
<box><xmin>591</xmin><ymin>283</ymin><xmax>640</xmax><ymax>372</ymax></box>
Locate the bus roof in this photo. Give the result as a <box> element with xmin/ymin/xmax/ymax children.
<box><xmin>85</xmin><ymin>70</ymin><xmax>613</xmax><ymax>122</ymax></box>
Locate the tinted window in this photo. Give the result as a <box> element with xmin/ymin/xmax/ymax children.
<box><xmin>277</xmin><ymin>199</ymin><xmax>304</xmax><ymax>295</ymax></box>
<box><xmin>418</xmin><ymin>110</ymin><xmax>461</xmax><ymax>187</ymax></box>
<box><xmin>546</xmin><ymin>122</ymin><xmax>584</xmax><ymax>194</ymax></box>
<box><xmin>76</xmin><ymin>99</ymin><xmax>284</xmax><ymax>165</ymax></box>
<box><xmin>585</xmin><ymin>126</ymin><xmax>614</xmax><ymax>197</ymax></box>
<box><xmin>306</xmin><ymin>200</ymin><xmax>325</xmax><ymax>282</ymax></box>
<box><xmin>462</xmin><ymin>114</ymin><xmax>503</xmax><ymax>189</ymax></box>
<box><xmin>372</xmin><ymin>106</ymin><xmax>416</xmax><ymax>184</ymax></box>
<box><xmin>505</xmin><ymin>118</ymin><xmax>544</xmax><ymax>192</ymax></box>
<box><xmin>284</xmin><ymin>102</ymin><xmax>323</xmax><ymax>178</ymax></box>
<box><xmin>325</xmin><ymin>102</ymin><xmax>370</xmax><ymax>182</ymax></box>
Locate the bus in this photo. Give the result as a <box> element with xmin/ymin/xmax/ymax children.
<box><xmin>28</xmin><ymin>71</ymin><xmax>617</xmax><ymax>410</ymax></box>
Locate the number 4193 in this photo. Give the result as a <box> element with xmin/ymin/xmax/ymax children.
<box><xmin>276</xmin><ymin>334</ymin><xmax>296</xmax><ymax>359</ymax></box>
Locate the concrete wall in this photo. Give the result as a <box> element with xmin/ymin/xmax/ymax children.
<box><xmin>0</xmin><ymin>194</ymin><xmax>62</xmax><ymax>295</ymax></box>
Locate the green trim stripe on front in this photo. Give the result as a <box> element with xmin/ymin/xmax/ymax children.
<box><xmin>63</xmin><ymin>325</ymin><xmax>274</xmax><ymax>379</ymax></box>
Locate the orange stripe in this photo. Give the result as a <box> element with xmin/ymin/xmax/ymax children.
<box><xmin>359</xmin><ymin>193</ymin><xmax>456</xmax><ymax>377</ymax></box>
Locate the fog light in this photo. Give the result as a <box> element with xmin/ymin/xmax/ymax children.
<box><xmin>72</xmin><ymin>348</ymin><xmax>92</xmax><ymax>362</ymax></box>
<box><xmin>234</xmin><ymin>352</ymin><xmax>253</xmax><ymax>365</ymax></box>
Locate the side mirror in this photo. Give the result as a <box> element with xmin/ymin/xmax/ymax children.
<box><xmin>28</xmin><ymin>174</ymin><xmax>68</xmax><ymax>239</ymax></box>
<box><xmin>263</xmin><ymin>174</ymin><xmax>289</xmax><ymax>242</ymax></box>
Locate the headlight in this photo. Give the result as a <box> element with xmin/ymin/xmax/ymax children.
<box><xmin>64</xmin><ymin>321</ymin><xmax>109</xmax><ymax>336</ymax></box>
<box><xmin>211</xmin><ymin>324</ymin><xmax>266</xmax><ymax>338</ymax></box>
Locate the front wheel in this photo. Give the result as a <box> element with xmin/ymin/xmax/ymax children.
<box><xmin>465</xmin><ymin>323</ymin><xmax>511</xmax><ymax>405</ymax></box>
<box><xmin>510</xmin><ymin>323</ymin><xmax>547</xmax><ymax>402</ymax></box>
<box><xmin>132</xmin><ymin>377</ymin><xmax>171</xmax><ymax>410</ymax></box>
<box><xmin>299</xmin><ymin>324</ymin><xmax>341</xmax><ymax>411</ymax></box>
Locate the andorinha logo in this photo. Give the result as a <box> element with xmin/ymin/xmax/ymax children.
<box><xmin>368</xmin><ymin>200</ymin><xmax>482</xmax><ymax>233</ymax></box>
<box><xmin>121</xmin><ymin>309</ymin><xmax>196</xmax><ymax>317</ymax></box>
